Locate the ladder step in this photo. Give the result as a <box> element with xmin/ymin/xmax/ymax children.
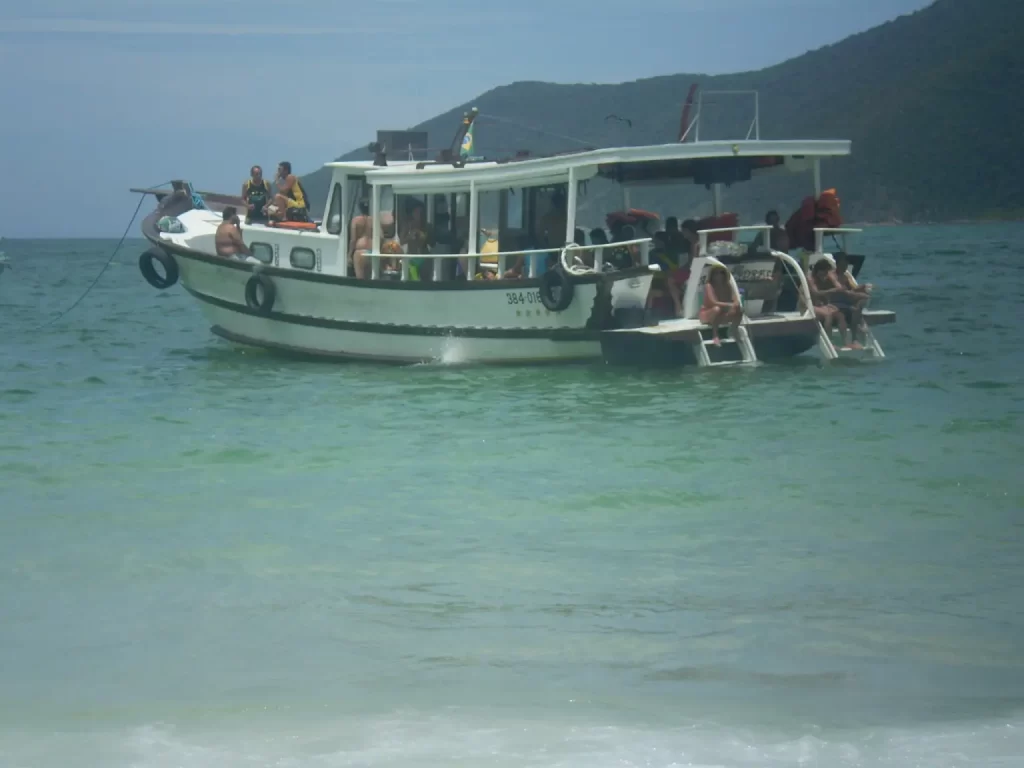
<box><xmin>702</xmin><ymin>338</ymin><xmax>737</xmax><ymax>345</ymax></box>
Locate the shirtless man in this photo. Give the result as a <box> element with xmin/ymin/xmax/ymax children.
<box><xmin>215</xmin><ymin>207</ymin><xmax>251</xmax><ymax>258</ymax></box>
<box><xmin>349</xmin><ymin>200</ymin><xmax>373</xmax><ymax>278</ymax></box>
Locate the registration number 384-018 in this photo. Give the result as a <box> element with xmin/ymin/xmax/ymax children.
<box><xmin>506</xmin><ymin>291</ymin><xmax>542</xmax><ymax>305</ymax></box>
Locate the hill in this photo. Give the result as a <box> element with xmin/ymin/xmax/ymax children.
<box><xmin>303</xmin><ymin>0</ymin><xmax>1024</xmax><ymax>224</ymax></box>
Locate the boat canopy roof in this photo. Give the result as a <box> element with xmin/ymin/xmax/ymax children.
<box><xmin>328</xmin><ymin>139</ymin><xmax>851</xmax><ymax>195</ymax></box>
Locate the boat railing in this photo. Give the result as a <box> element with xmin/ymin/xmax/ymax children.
<box><xmin>814</xmin><ymin>227</ymin><xmax>862</xmax><ymax>255</ymax></box>
<box><xmin>697</xmin><ymin>225</ymin><xmax>772</xmax><ymax>256</ymax></box>
<box><xmin>365</xmin><ymin>237</ymin><xmax>652</xmax><ymax>281</ymax></box>
<box><xmin>694</xmin><ymin>225</ymin><xmax>816</xmax><ymax>317</ymax></box>
<box><xmin>680</xmin><ymin>90</ymin><xmax>760</xmax><ymax>143</ymax></box>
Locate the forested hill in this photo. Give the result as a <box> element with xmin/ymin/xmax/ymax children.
<box><xmin>303</xmin><ymin>0</ymin><xmax>1024</xmax><ymax>224</ymax></box>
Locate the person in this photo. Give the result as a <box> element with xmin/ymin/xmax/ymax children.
<box><xmin>241</xmin><ymin>165</ymin><xmax>271</xmax><ymax>224</ymax></box>
<box><xmin>649</xmin><ymin>231</ymin><xmax>687</xmax><ymax>317</ymax></box>
<box><xmin>832</xmin><ymin>252</ymin><xmax>871</xmax><ymax>347</ymax></box>
<box><xmin>539</xmin><ymin>188</ymin><xmax>567</xmax><ymax>250</ymax></box>
<box><xmin>215</xmin><ymin>207</ymin><xmax>251</xmax><ymax>258</ymax></box>
<box><xmin>751</xmin><ymin>210</ymin><xmax>789</xmax><ymax>252</ymax></box>
<box><xmin>664</xmin><ymin>216</ymin><xmax>687</xmax><ymax>260</ymax></box>
<box><xmin>267</xmin><ymin>161</ymin><xmax>310</xmax><ymax>221</ymax></box>
<box><xmin>679</xmin><ymin>219</ymin><xmax>700</xmax><ymax>267</ymax></box>
<box><xmin>807</xmin><ymin>258</ymin><xmax>853</xmax><ymax>348</ymax></box>
<box><xmin>349</xmin><ymin>200</ymin><xmax>372</xmax><ymax>278</ymax></box>
<box><xmin>402</xmin><ymin>202</ymin><xmax>432</xmax><ymax>280</ymax></box>
<box><xmin>699</xmin><ymin>265</ymin><xmax>742</xmax><ymax>345</ymax></box>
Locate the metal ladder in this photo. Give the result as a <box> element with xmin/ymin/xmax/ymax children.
<box><xmin>817</xmin><ymin>319</ymin><xmax>885</xmax><ymax>360</ymax></box>
<box><xmin>695</xmin><ymin>324</ymin><xmax>757</xmax><ymax>367</ymax></box>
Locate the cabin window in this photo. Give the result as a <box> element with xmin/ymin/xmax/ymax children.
<box><xmin>250</xmin><ymin>242</ymin><xmax>274</xmax><ymax>264</ymax></box>
<box><xmin>290</xmin><ymin>247</ymin><xmax>316</xmax><ymax>270</ymax></box>
<box><xmin>506</xmin><ymin>188</ymin><xmax>524</xmax><ymax>230</ymax></box>
<box><xmin>326</xmin><ymin>182</ymin><xmax>343</xmax><ymax>235</ymax></box>
<box><xmin>477</xmin><ymin>189</ymin><xmax>500</xmax><ymax>252</ymax></box>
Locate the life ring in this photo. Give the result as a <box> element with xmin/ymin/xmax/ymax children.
<box><xmin>245</xmin><ymin>273</ymin><xmax>276</xmax><ymax>314</ymax></box>
<box><xmin>139</xmin><ymin>247</ymin><xmax>179</xmax><ymax>290</ymax></box>
<box><xmin>539</xmin><ymin>266</ymin><xmax>574</xmax><ymax>312</ymax></box>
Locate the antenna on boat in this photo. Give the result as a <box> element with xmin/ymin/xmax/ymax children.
<box><xmin>678</xmin><ymin>83</ymin><xmax>699</xmax><ymax>142</ymax></box>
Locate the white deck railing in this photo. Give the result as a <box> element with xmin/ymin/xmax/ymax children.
<box><xmin>697</xmin><ymin>225</ymin><xmax>772</xmax><ymax>256</ymax></box>
<box><xmin>813</xmin><ymin>227</ymin><xmax>862</xmax><ymax>254</ymax></box>
<box><xmin>680</xmin><ymin>90</ymin><xmax>760</xmax><ymax>143</ymax></box>
<box><xmin>364</xmin><ymin>237</ymin><xmax>652</xmax><ymax>281</ymax></box>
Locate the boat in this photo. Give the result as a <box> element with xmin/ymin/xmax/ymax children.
<box><xmin>132</xmin><ymin>92</ymin><xmax>894</xmax><ymax>366</ymax></box>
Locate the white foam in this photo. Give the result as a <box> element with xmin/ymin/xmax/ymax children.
<box><xmin>3</xmin><ymin>712</ymin><xmax>1023</xmax><ymax>768</ymax></box>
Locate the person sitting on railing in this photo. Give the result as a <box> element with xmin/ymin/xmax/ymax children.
<box><xmin>832</xmin><ymin>252</ymin><xmax>872</xmax><ymax>348</ymax></box>
<box><xmin>241</xmin><ymin>165</ymin><xmax>271</xmax><ymax>224</ymax></box>
<box><xmin>267</xmin><ymin>161</ymin><xmax>310</xmax><ymax>222</ymax></box>
<box><xmin>808</xmin><ymin>259</ymin><xmax>854</xmax><ymax>349</ymax></box>
<box><xmin>700</xmin><ymin>265</ymin><xmax>742</xmax><ymax>346</ymax></box>
<box><xmin>215</xmin><ymin>207</ymin><xmax>252</xmax><ymax>259</ymax></box>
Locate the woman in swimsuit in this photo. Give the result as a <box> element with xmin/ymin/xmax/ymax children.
<box><xmin>808</xmin><ymin>259</ymin><xmax>854</xmax><ymax>349</ymax></box>
<box><xmin>699</xmin><ymin>265</ymin><xmax>742</xmax><ymax>346</ymax></box>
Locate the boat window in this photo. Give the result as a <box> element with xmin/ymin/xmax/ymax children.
<box><xmin>290</xmin><ymin>247</ymin><xmax>316</xmax><ymax>270</ymax></box>
<box><xmin>506</xmin><ymin>188</ymin><xmax>524</xmax><ymax>230</ymax></box>
<box><xmin>250</xmin><ymin>242</ymin><xmax>274</xmax><ymax>264</ymax></box>
<box><xmin>477</xmin><ymin>189</ymin><xmax>500</xmax><ymax>251</ymax></box>
<box><xmin>326</xmin><ymin>182</ymin><xmax>342</xmax><ymax>235</ymax></box>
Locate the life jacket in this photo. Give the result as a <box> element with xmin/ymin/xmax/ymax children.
<box><xmin>244</xmin><ymin>178</ymin><xmax>270</xmax><ymax>207</ymax></box>
<box><xmin>479</xmin><ymin>235</ymin><xmax>499</xmax><ymax>266</ymax></box>
<box><xmin>286</xmin><ymin>179</ymin><xmax>309</xmax><ymax>211</ymax></box>
<box><xmin>785</xmin><ymin>195</ymin><xmax>818</xmax><ymax>252</ymax></box>
<box><xmin>698</xmin><ymin>213</ymin><xmax>739</xmax><ymax>243</ymax></box>
<box><xmin>786</xmin><ymin>191</ymin><xmax>843</xmax><ymax>252</ymax></box>
<box><xmin>816</xmin><ymin>189</ymin><xmax>842</xmax><ymax>229</ymax></box>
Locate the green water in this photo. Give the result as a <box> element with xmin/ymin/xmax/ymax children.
<box><xmin>1</xmin><ymin>226</ymin><xmax>1023</xmax><ymax>766</ymax></box>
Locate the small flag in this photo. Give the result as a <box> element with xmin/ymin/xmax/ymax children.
<box><xmin>460</xmin><ymin>121</ymin><xmax>474</xmax><ymax>160</ymax></box>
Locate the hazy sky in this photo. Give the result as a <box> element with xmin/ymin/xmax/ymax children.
<box><xmin>1</xmin><ymin>0</ymin><xmax>932</xmax><ymax>238</ymax></box>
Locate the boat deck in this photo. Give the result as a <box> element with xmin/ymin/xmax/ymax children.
<box><xmin>606</xmin><ymin>309</ymin><xmax>895</xmax><ymax>342</ymax></box>
<box><xmin>600</xmin><ymin>309</ymin><xmax>896</xmax><ymax>367</ymax></box>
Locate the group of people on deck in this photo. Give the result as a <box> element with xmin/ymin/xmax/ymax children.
<box><xmin>214</xmin><ymin>162</ymin><xmax>311</xmax><ymax>258</ymax></box>
<box><xmin>641</xmin><ymin>207</ymin><xmax>871</xmax><ymax>349</ymax></box>
<box><xmin>240</xmin><ymin>163</ymin><xmax>310</xmax><ymax>225</ymax></box>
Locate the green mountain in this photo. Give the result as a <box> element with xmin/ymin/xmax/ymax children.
<box><xmin>304</xmin><ymin>0</ymin><xmax>1023</xmax><ymax>224</ymax></box>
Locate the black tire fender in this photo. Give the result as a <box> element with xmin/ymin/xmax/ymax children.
<box><xmin>138</xmin><ymin>248</ymin><xmax>179</xmax><ymax>290</ymax></box>
<box><xmin>539</xmin><ymin>267</ymin><xmax>574</xmax><ymax>312</ymax></box>
<box><xmin>245</xmin><ymin>273</ymin><xmax>276</xmax><ymax>315</ymax></box>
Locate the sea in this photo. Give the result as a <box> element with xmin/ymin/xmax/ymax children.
<box><xmin>1</xmin><ymin>224</ymin><xmax>1022</xmax><ymax>767</ymax></box>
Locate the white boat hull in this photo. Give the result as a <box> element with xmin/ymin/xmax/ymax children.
<box><xmin>172</xmin><ymin>250</ymin><xmax>652</xmax><ymax>364</ymax></box>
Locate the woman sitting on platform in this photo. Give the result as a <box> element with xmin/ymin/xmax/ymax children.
<box><xmin>808</xmin><ymin>259</ymin><xmax>854</xmax><ymax>349</ymax></box>
<box><xmin>699</xmin><ymin>266</ymin><xmax>742</xmax><ymax>346</ymax></box>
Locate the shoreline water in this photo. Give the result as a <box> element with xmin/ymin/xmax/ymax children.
<box><xmin>2</xmin><ymin>224</ymin><xmax>1023</xmax><ymax>767</ymax></box>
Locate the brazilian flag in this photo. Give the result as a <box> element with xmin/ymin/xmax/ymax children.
<box><xmin>460</xmin><ymin>121</ymin><xmax>474</xmax><ymax>160</ymax></box>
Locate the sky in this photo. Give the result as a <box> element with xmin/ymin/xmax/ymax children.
<box><xmin>0</xmin><ymin>0</ymin><xmax>934</xmax><ymax>238</ymax></box>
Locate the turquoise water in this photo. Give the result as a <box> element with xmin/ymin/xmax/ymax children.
<box><xmin>1</xmin><ymin>226</ymin><xmax>1023</xmax><ymax>767</ymax></box>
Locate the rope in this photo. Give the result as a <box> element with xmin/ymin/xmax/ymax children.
<box><xmin>559</xmin><ymin>243</ymin><xmax>597</xmax><ymax>276</ymax></box>
<box><xmin>35</xmin><ymin>182</ymin><xmax>171</xmax><ymax>330</ymax></box>
<box><xmin>477</xmin><ymin>113</ymin><xmax>595</xmax><ymax>149</ymax></box>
